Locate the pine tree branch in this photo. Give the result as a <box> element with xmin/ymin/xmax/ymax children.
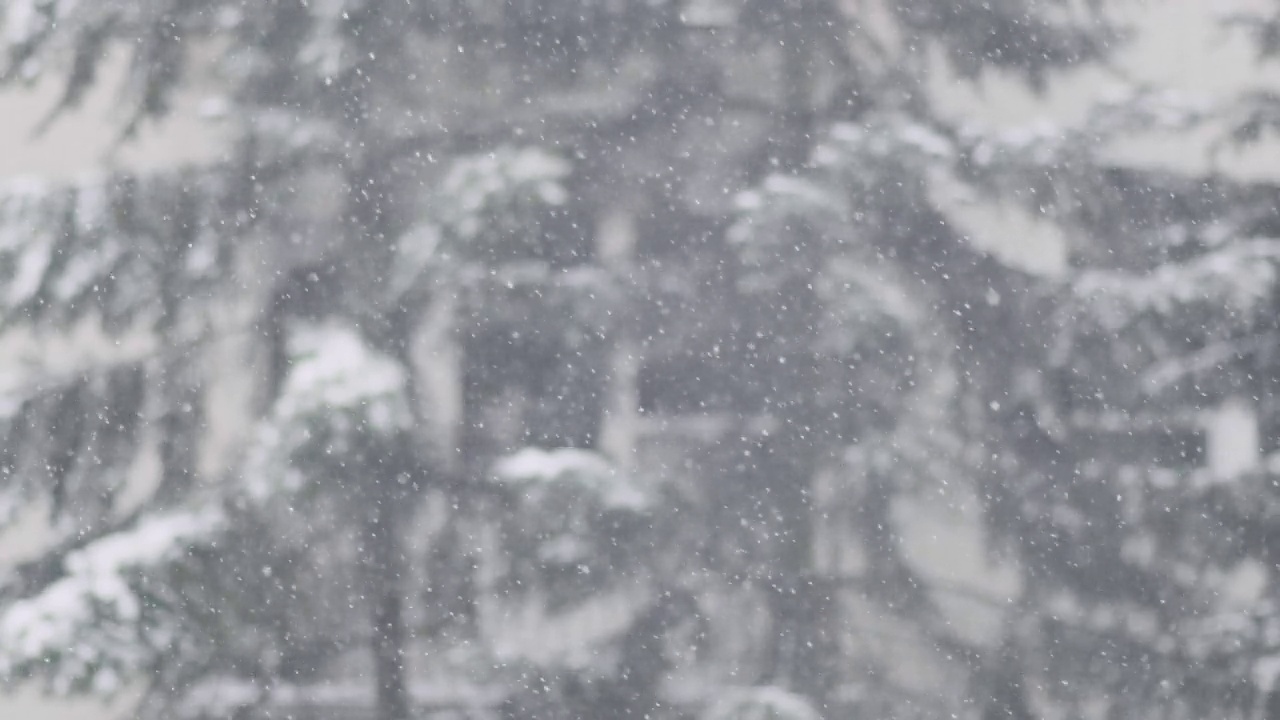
<box><xmin>1142</xmin><ymin>330</ymin><xmax>1280</xmax><ymax>395</ymax></box>
<box><xmin>0</xmin><ymin>505</ymin><xmax>145</xmax><ymax>601</ymax></box>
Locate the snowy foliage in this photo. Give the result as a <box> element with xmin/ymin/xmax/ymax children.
<box><xmin>489</xmin><ymin>448</ymin><xmax>651</xmax><ymax>607</ymax></box>
<box><xmin>1071</xmin><ymin>239</ymin><xmax>1280</xmax><ymax>331</ymax></box>
<box><xmin>730</xmin><ymin>175</ymin><xmax>847</xmax><ymax>291</ymax></box>
<box><xmin>701</xmin><ymin>686</ymin><xmax>822</xmax><ymax>720</ymax></box>
<box><xmin>0</xmin><ymin>170</ymin><xmax>239</xmax><ymax>329</ymax></box>
<box><xmin>431</xmin><ymin>146</ymin><xmax>572</xmax><ymax>267</ymax></box>
<box><xmin>0</xmin><ymin>361</ymin><xmax>145</xmax><ymax>531</ymax></box>
<box><xmin>393</xmin><ymin>146</ymin><xmax>573</xmax><ymax>302</ymax></box>
<box><xmin>956</xmin><ymin>90</ymin><xmax>1208</xmax><ymax>220</ymax></box>
<box><xmin>819</xmin><ymin>117</ymin><xmax>954</xmax><ymax>170</ymax></box>
<box><xmin>273</xmin><ymin>323</ymin><xmax>411</xmax><ymax>434</ymax></box>
<box><xmin>0</xmin><ymin>508</ymin><xmax>223</xmax><ymax>694</ymax></box>
<box><xmin>6</xmin><ymin>1</ymin><xmax>1280</xmax><ymax>719</ymax></box>
<box><xmin>439</xmin><ymin>146</ymin><xmax>570</xmax><ymax>244</ymax></box>
<box><xmin>493</xmin><ymin>447</ymin><xmax>648</xmax><ymax>513</ymax></box>
<box><xmin>246</xmin><ymin>322</ymin><xmax>412</xmax><ymax>501</ymax></box>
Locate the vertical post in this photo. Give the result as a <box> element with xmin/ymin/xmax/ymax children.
<box><xmin>597</xmin><ymin>205</ymin><xmax>641</xmax><ymax>474</ymax></box>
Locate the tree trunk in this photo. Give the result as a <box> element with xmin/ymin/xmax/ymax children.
<box><xmin>757</xmin><ymin>429</ymin><xmax>837</xmax><ymax>709</ymax></box>
<box><xmin>365</xmin><ymin>495</ymin><xmax>411</xmax><ymax>720</ymax></box>
<box><xmin>772</xmin><ymin>0</ymin><xmax>817</xmax><ymax>171</ymax></box>
<box><xmin>340</xmin><ymin>99</ymin><xmax>416</xmax><ymax>719</ymax></box>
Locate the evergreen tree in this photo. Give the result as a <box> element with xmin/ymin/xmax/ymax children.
<box><xmin>939</xmin><ymin>10</ymin><xmax>1280</xmax><ymax>713</ymax></box>
<box><xmin>1</xmin><ymin>2</ymin><xmax>1250</xmax><ymax>720</ymax></box>
<box><xmin>989</xmin><ymin>94</ymin><xmax>1280</xmax><ymax>720</ymax></box>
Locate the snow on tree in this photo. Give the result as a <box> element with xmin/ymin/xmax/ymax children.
<box><xmin>0</xmin><ymin>508</ymin><xmax>223</xmax><ymax>696</ymax></box>
<box><xmin>701</xmin><ymin>686</ymin><xmax>822</xmax><ymax>720</ymax></box>
<box><xmin>2</xmin><ymin>2</ymin><xmax>1272</xmax><ymax>720</ymax></box>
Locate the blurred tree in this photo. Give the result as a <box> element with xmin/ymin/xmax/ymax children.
<box><xmin>1</xmin><ymin>1</ymin><xmax>1255</xmax><ymax>720</ymax></box>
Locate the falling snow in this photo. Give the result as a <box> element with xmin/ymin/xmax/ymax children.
<box><xmin>0</xmin><ymin>3</ymin><xmax>1278</xmax><ymax>720</ymax></box>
